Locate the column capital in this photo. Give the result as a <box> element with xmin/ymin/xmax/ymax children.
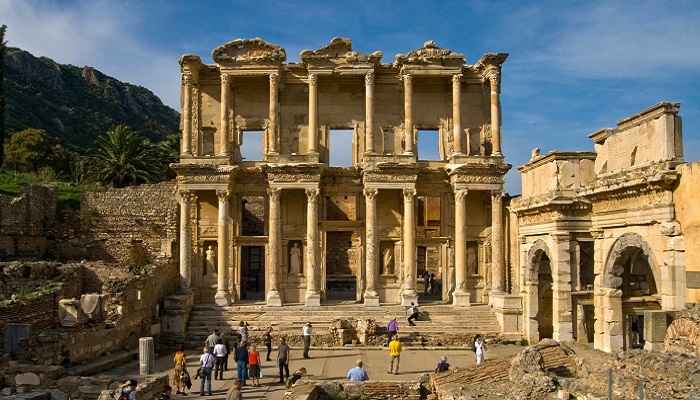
<box><xmin>590</xmin><ymin>229</ymin><xmax>604</xmax><ymax>240</ymax></box>
<box><xmin>221</xmin><ymin>73</ymin><xmax>232</xmax><ymax>85</ymax></box>
<box><xmin>403</xmin><ymin>187</ymin><xmax>416</xmax><ymax>199</ymax></box>
<box><xmin>454</xmin><ymin>188</ymin><xmax>468</xmax><ymax>201</ymax></box>
<box><xmin>363</xmin><ymin>187</ymin><xmax>378</xmax><ymax>200</ymax></box>
<box><xmin>269</xmin><ymin>72</ymin><xmax>279</xmax><ymax>84</ymax></box>
<box><xmin>182</xmin><ymin>72</ymin><xmax>194</xmax><ymax>86</ymax></box>
<box><xmin>483</xmin><ymin>67</ymin><xmax>500</xmax><ymax>92</ymax></box>
<box><xmin>308</xmin><ymin>73</ymin><xmax>318</xmax><ymax>86</ymax></box>
<box><xmin>365</xmin><ymin>70</ymin><xmax>375</xmax><ymax>86</ymax></box>
<box><xmin>216</xmin><ymin>189</ymin><xmax>230</xmax><ymax>202</ymax></box>
<box><xmin>305</xmin><ymin>187</ymin><xmax>320</xmax><ymax>202</ymax></box>
<box><xmin>402</xmin><ymin>73</ymin><xmax>412</xmax><ymax>85</ymax></box>
<box><xmin>491</xmin><ymin>189</ymin><xmax>504</xmax><ymax>198</ymax></box>
<box><xmin>178</xmin><ymin>190</ymin><xmax>196</xmax><ymax>204</ymax></box>
<box><xmin>267</xmin><ymin>187</ymin><xmax>282</xmax><ymax>201</ymax></box>
<box><xmin>452</xmin><ymin>73</ymin><xmax>463</xmax><ymax>84</ymax></box>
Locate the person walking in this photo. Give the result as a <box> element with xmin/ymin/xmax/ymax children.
<box><xmin>117</xmin><ymin>379</ymin><xmax>137</xmax><ymax>400</ymax></box>
<box><xmin>474</xmin><ymin>335</ymin><xmax>486</xmax><ymax>366</ymax></box>
<box><xmin>387</xmin><ymin>317</ymin><xmax>399</xmax><ymax>344</ymax></box>
<box><xmin>346</xmin><ymin>359</ymin><xmax>369</xmax><ymax>382</ymax></box>
<box><xmin>422</xmin><ymin>270</ymin><xmax>430</xmax><ymax>295</ymax></box>
<box><xmin>248</xmin><ymin>344</ymin><xmax>261</xmax><ymax>387</ymax></box>
<box><xmin>277</xmin><ymin>337</ymin><xmax>291</xmax><ymax>384</ymax></box>
<box><xmin>213</xmin><ymin>338</ymin><xmax>228</xmax><ymax>380</ymax></box>
<box><xmin>407</xmin><ymin>302</ymin><xmax>419</xmax><ymax>326</ymax></box>
<box><xmin>205</xmin><ymin>329</ymin><xmax>220</xmax><ymax>354</ymax></box>
<box><xmin>388</xmin><ymin>336</ymin><xmax>402</xmax><ymax>375</ymax></box>
<box><xmin>235</xmin><ymin>341</ymin><xmax>249</xmax><ymax>386</ymax></box>
<box><xmin>302</xmin><ymin>322</ymin><xmax>313</xmax><ymax>359</ymax></box>
<box><xmin>198</xmin><ymin>347</ymin><xmax>215</xmax><ymax>396</ymax></box>
<box><xmin>171</xmin><ymin>345</ymin><xmax>188</xmax><ymax>395</ymax></box>
<box><xmin>264</xmin><ymin>327</ymin><xmax>273</xmax><ymax>361</ymax></box>
<box><xmin>435</xmin><ymin>356</ymin><xmax>450</xmax><ymax>372</ymax></box>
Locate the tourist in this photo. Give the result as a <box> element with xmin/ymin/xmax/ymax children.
<box><xmin>225</xmin><ymin>379</ymin><xmax>242</xmax><ymax>400</ymax></box>
<box><xmin>346</xmin><ymin>359</ymin><xmax>369</xmax><ymax>382</ymax></box>
<box><xmin>474</xmin><ymin>335</ymin><xmax>486</xmax><ymax>366</ymax></box>
<box><xmin>172</xmin><ymin>345</ymin><xmax>189</xmax><ymax>395</ymax></box>
<box><xmin>235</xmin><ymin>341</ymin><xmax>249</xmax><ymax>386</ymax></box>
<box><xmin>264</xmin><ymin>327</ymin><xmax>273</xmax><ymax>361</ymax></box>
<box><xmin>239</xmin><ymin>321</ymin><xmax>249</xmax><ymax>344</ymax></box>
<box><xmin>387</xmin><ymin>317</ymin><xmax>399</xmax><ymax>343</ymax></box>
<box><xmin>158</xmin><ymin>385</ymin><xmax>172</xmax><ymax>400</ymax></box>
<box><xmin>223</xmin><ymin>332</ymin><xmax>231</xmax><ymax>371</ymax></box>
<box><xmin>407</xmin><ymin>302</ymin><xmax>419</xmax><ymax>326</ymax></box>
<box><xmin>277</xmin><ymin>337</ymin><xmax>291</xmax><ymax>384</ymax></box>
<box><xmin>388</xmin><ymin>336</ymin><xmax>401</xmax><ymax>374</ymax></box>
<box><xmin>213</xmin><ymin>338</ymin><xmax>228</xmax><ymax>380</ymax></box>
<box><xmin>302</xmin><ymin>322</ymin><xmax>313</xmax><ymax>359</ymax></box>
<box><xmin>287</xmin><ymin>367</ymin><xmax>307</xmax><ymax>388</ymax></box>
<box><xmin>117</xmin><ymin>379</ymin><xmax>137</xmax><ymax>400</ymax></box>
<box><xmin>205</xmin><ymin>329</ymin><xmax>220</xmax><ymax>353</ymax></box>
<box><xmin>422</xmin><ymin>270</ymin><xmax>430</xmax><ymax>295</ymax></box>
<box><xmin>428</xmin><ymin>272</ymin><xmax>436</xmax><ymax>295</ymax></box>
<box><xmin>435</xmin><ymin>356</ymin><xmax>449</xmax><ymax>372</ymax></box>
<box><xmin>248</xmin><ymin>344</ymin><xmax>261</xmax><ymax>387</ymax></box>
<box><xmin>199</xmin><ymin>347</ymin><xmax>215</xmax><ymax>396</ymax></box>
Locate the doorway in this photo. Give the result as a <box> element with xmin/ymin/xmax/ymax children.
<box><xmin>325</xmin><ymin>231</ymin><xmax>357</xmax><ymax>300</ymax></box>
<box><xmin>241</xmin><ymin>246</ymin><xmax>265</xmax><ymax>301</ymax></box>
<box><xmin>536</xmin><ymin>251</ymin><xmax>554</xmax><ymax>339</ymax></box>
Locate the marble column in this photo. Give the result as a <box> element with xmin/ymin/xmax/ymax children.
<box><xmin>181</xmin><ymin>73</ymin><xmax>193</xmax><ymax>156</ymax></box>
<box><xmin>215</xmin><ymin>189</ymin><xmax>231</xmax><ymax>306</ymax></box>
<box><xmin>364</xmin><ymin>188</ymin><xmax>380</xmax><ymax>306</ymax></box>
<box><xmin>268</xmin><ymin>72</ymin><xmax>279</xmax><ymax>154</ymax></box>
<box><xmin>491</xmin><ymin>190</ymin><xmax>505</xmax><ymax>293</ymax></box>
<box><xmin>308</xmin><ymin>73</ymin><xmax>318</xmax><ymax>154</ymax></box>
<box><xmin>267</xmin><ymin>188</ymin><xmax>282</xmax><ymax>306</ymax></box>
<box><xmin>219</xmin><ymin>74</ymin><xmax>231</xmax><ymax>157</ymax></box>
<box><xmin>402</xmin><ymin>188</ymin><xmax>418</xmax><ymax>305</ymax></box>
<box><xmin>365</xmin><ymin>71</ymin><xmax>375</xmax><ymax>154</ymax></box>
<box><xmin>403</xmin><ymin>74</ymin><xmax>414</xmax><ymax>155</ymax></box>
<box><xmin>488</xmin><ymin>70</ymin><xmax>502</xmax><ymax>156</ymax></box>
<box><xmin>453</xmin><ymin>188</ymin><xmax>470</xmax><ymax>306</ymax></box>
<box><xmin>138</xmin><ymin>337</ymin><xmax>155</xmax><ymax>376</ymax></box>
<box><xmin>178</xmin><ymin>190</ymin><xmax>194</xmax><ymax>291</ymax></box>
<box><xmin>305</xmin><ymin>188</ymin><xmax>321</xmax><ymax>307</ymax></box>
<box><xmin>452</xmin><ymin>74</ymin><xmax>463</xmax><ymax>156</ymax></box>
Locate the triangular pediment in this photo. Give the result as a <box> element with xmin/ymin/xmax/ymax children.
<box><xmin>212</xmin><ymin>38</ymin><xmax>286</xmax><ymax>66</ymax></box>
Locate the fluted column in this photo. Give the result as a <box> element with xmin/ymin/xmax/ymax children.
<box><xmin>268</xmin><ymin>72</ymin><xmax>279</xmax><ymax>154</ymax></box>
<box><xmin>364</xmin><ymin>188</ymin><xmax>380</xmax><ymax>306</ymax></box>
<box><xmin>219</xmin><ymin>74</ymin><xmax>231</xmax><ymax>157</ymax></box>
<box><xmin>402</xmin><ymin>188</ymin><xmax>417</xmax><ymax>305</ymax></box>
<box><xmin>305</xmin><ymin>188</ymin><xmax>321</xmax><ymax>307</ymax></box>
<box><xmin>181</xmin><ymin>74</ymin><xmax>193</xmax><ymax>156</ymax></box>
<box><xmin>403</xmin><ymin>74</ymin><xmax>414</xmax><ymax>155</ymax></box>
<box><xmin>308</xmin><ymin>73</ymin><xmax>318</xmax><ymax>154</ymax></box>
<box><xmin>178</xmin><ymin>190</ymin><xmax>194</xmax><ymax>291</ymax></box>
<box><xmin>453</xmin><ymin>188</ymin><xmax>470</xmax><ymax>306</ymax></box>
<box><xmin>215</xmin><ymin>190</ymin><xmax>231</xmax><ymax>306</ymax></box>
<box><xmin>365</xmin><ymin>71</ymin><xmax>375</xmax><ymax>154</ymax></box>
<box><xmin>452</xmin><ymin>74</ymin><xmax>463</xmax><ymax>156</ymax></box>
<box><xmin>487</xmin><ymin>70</ymin><xmax>502</xmax><ymax>156</ymax></box>
<box><xmin>491</xmin><ymin>190</ymin><xmax>505</xmax><ymax>293</ymax></box>
<box><xmin>267</xmin><ymin>188</ymin><xmax>282</xmax><ymax>306</ymax></box>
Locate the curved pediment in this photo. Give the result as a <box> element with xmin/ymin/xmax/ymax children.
<box><xmin>212</xmin><ymin>38</ymin><xmax>287</xmax><ymax>66</ymax></box>
<box><xmin>394</xmin><ymin>40</ymin><xmax>465</xmax><ymax>67</ymax></box>
<box><xmin>300</xmin><ymin>37</ymin><xmax>382</xmax><ymax>67</ymax></box>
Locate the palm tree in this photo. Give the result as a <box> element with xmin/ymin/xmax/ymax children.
<box><xmin>95</xmin><ymin>125</ymin><xmax>160</xmax><ymax>187</ymax></box>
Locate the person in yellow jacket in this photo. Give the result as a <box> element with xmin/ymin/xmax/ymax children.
<box><xmin>388</xmin><ymin>336</ymin><xmax>402</xmax><ymax>375</ymax></box>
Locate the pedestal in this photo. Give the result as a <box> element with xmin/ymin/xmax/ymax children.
<box><xmin>401</xmin><ymin>289</ymin><xmax>418</xmax><ymax>307</ymax></box>
<box><xmin>139</xmin><ymin>337</ymin><xmax>155</xmax><ymax>376</ymax></box>
<box><xmin>364</xmin><ymin>294</ymin><xmax>380</xmax><ymax>307</ymax></box>
<box><xmin>267</xmin><ymin>291</ymin><xmax>282</xmax><ymax>307</ymax></box>
<box><xmin>305</xmin><ymin>292</ymin><xmax>321</xmax><ymax>307</ymax></box>
<box><xmin>214</xmin><ymin>291</ymin><xmax>230</xmax><ymax>306</ymax></box>
<box><xmin>491</xmin><ymin>292</ymin><xmax>523</xmax><ymax>341</ymax></box>
<box><xmin>452</xmin><ymin>291</ymin><xmax>471</xmax><ymax>307</ymax></box>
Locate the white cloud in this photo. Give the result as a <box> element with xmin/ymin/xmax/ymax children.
<box><xmin>0</xmin><ymin>0</ymin><xmax>180</xmax><ymax>108</ymax></box>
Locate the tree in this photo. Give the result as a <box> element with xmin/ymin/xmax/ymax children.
<box><xmin>3</xmin><ymin>128</ymin><xmax>54</xmax><ymax>171</ymax></box>
<box><xmin>95</xmin><ymin>124</ymin><xmax>161</xmax><ymax>187</ymax></box>
<box><xmin>0</xmin><ymin>25</ymin><xmax>7</xmax><ymax>167</ymax></box>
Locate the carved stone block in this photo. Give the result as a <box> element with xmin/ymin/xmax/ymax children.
<box><xmin>58</xmin><ymin>298</ymin><xmax>86</xmax><ymax>327</ymax></box>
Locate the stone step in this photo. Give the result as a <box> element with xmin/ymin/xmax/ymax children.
<box><xmin>65</xmin><ymin>350</ymin><xmax>138</xmax><ymax>376</ymax></box>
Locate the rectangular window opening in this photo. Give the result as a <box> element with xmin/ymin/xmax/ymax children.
<box><xmin>329</xmin><ymin>129</ymin><xmax>354</xmax><ymax>167</ymax></box>
<box><xmin>417</xmin><ymin>129</ymin><xmax>441</xmax><ymax>161</ymax></box>
<box><xmin>240</xmin><ymin>130</ymin><xmax>264</xmax><ymax>161</ymax></box>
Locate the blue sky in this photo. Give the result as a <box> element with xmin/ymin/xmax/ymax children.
<box><xmin>2</xmin><ymin>0</ymin><xmax>699</xmax><ymax>193</ymax></box>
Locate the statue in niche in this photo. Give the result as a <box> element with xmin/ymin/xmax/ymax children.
<box><xmin>382</xmin><ymin>246</ymin><xmax>394</xmax><ymax>275</ymax></box>
<box><xmin>205</xmin><ymin>245</ymin><xmax>216</xmax><ymax>276</ymax></box>
<box><xmin>289</xmin><ymin>242</ymin><xmax>302</xmax><ymax>275</ymax></box>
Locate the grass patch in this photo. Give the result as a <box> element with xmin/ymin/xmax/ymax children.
<box><xmin>0</xmin><ymin>281</ymin><xmax>64</xmax><ymax>307</ymax></box>
<box><xmin>0</xmin><ymin>170</ymin><xmax>101</xmax><ymax>209</ymax></box>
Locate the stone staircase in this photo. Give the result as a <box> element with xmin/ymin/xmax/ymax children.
<box><xmin>184</xmin><ymin>303</ymin><xmax>502</xmax><ymax>348</ymax></box>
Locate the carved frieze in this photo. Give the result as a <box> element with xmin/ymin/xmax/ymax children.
<box><xmin>394</xmin><ymin>40</ymin><xmax>465</xmax><ymax>67</ymax></box>
<box><xmin>300</xmin><ymin>37</ymin><xmax>382</xmax><ymax>67</ymax></box>
<box><xmin>591</xmin><ymin>188</ymin><xmax>671</xmax><ymax>214</ymax></box>
<box><xmin>212</xmin><ymin>38</ymin><xmax>286</xmax><ymax>66</ymax></box>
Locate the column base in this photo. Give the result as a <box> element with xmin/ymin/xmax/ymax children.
<box><xmin>214</xmin><ymin>291</ymin><xmax>231</xmax><ymax>306</ymax></box>
<box><xmin>401</xmin><ymin>289</ymin><xmax>418</xmax><ymax>306</ymax></box>
<box><xmin>452</xmin><ymin>290</ymin><xmax>471</xmax><ymax>307</ymax></box>
<box><xmin>364</xmin><ymin>292</ymin><xmax>380</xmax><ymax>307</ymax></box>
<box><xmin>266</xmin><ymin>290</ymin><xmax>282</xmax><ymax>307</ymax></box>
<box><xmin>305</xmin><ymin>292</ymin><xmax>321</xmax><ymax>307</ymax></box>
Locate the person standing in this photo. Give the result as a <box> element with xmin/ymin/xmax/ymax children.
<box><xmin>238</xmin><ymin>321</ymin><xmax>249</xmax><ymax>345</ymax></box>
<box><xmin>264</xmin><ymin>327</ymin><xmax>273</xmax><ymax>361</ymax></box>
<box><xmin>205</xmin><ymin>329</ymin><xmax>220</xmax><ymax>354</ymax></box>
<box><xmin>435</xmin><ymin>356</ymin><xmax>450</xmax><ymax>372</ymax></box>
<box><xmin>213</xmin><ymin>338</ymin><xmax>228</xmax><ymax>380</ymax></box>
<box><xmin>422</xmin><ymin>270</ymin><xmax>430</xmax><ymax>295</ymax></box>
<box><xmin>248</xmin><ymin>344</ymin><xmax>261</xmax><ymax>387</ymax></box>
<box><xmin>474</xmin><ymin>335</ymin><xmax>486</xmax><ymax>366</ymax></box>
<box><xmin>346</xmin><ymin>359</ymin><xmax>369</xmax><ymax>382</ymax></box>
<box><xmin>198</xmin><ymin>347</ymin><xmax>215</xmax><ymax>396</ymax></box>
<box><xmin>277</xmin><ymin>337</ymin><xmax>291</xmax><ymax>384</ymax></box>
<box><xmin>235</xmin><ymin>342</ymin><xmax>249</xmax><ymax>386</ymax></box>
<box><xmin>407</xmin><ymin>302</ymin><xmax>419</xmax><ymax>326</ymax></box>
<box><xmin>388</xmin><ymin>336</ymin><xmax>402</xmax><ymax>375</ymax></box>
<box><xmin>302</xmin><ymin>322</ymin><xmax>313</xmax><ymax>359</ymax></box>
<box><xmin>171</xmin><ymin>345</ymin><xmax>188</xmax><ymax>395</ymax></box>
<box><xmin>387</xmin><ymin>317</ymin><xmax>399</xmax><ymax>343</ymax></box>
<box><xmin>118</xmin><ymin>379</ymin><xmax>137</xmax><ymax>400</ymax></box>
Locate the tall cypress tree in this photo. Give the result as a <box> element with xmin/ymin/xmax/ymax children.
<box><xmin>0</xmin><ymin>25</ymin><xmax>6</xmax><ymax>167</ymax></box>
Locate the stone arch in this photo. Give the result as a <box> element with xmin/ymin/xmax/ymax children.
<box><xmin>664</xmin><ymin>318</ymin><xmax>700</xmax><ymax>357</ymax></box>
<box><xmin>602</xmin><ymin>232</ymin><xmax>660</xmax><ymax>293</ymax></box>
<box><xmin>527</xmin><ymin>239</ymin><xmax>552</xmax><ymax>282</ymax></box>
<box><xmin>524</xmin><ymin>239</ymin><xmax>555</xmax><ymax>342</ymax></box>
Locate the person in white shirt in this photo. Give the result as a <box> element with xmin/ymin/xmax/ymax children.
<box><xmin>213</xmin><ymin>338</ymin><xmax>228</xmax><ymax>380</ymax></box>
<box><xmin>199</xmin><ymin>347</ymin><xmax>215</xmax><ymax>396</ymax></box>
<box><xmin>302</xmin><ymin>322</ymin><xmax>313</xmax><ymax>359</ymax></box>
<box><xmin>407</xmin><ymin>302</ymin><xmax>419</xmax><ymax>326</ymax></box>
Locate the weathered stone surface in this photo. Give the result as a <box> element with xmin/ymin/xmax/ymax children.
<box><xmin>57</xmin><ymin>299</ymin><xmax>85</xmax><ymax>328</ymax></box>
<box><xmin>15</xmin><ymin>372</ymin><xmax>40</xmax><ymax>386</ymax></box>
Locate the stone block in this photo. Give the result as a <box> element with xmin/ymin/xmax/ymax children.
<box><xmin>452</xmin><ymin>291</ymin><xmax>470</xmax><ymax>307</ymax></box>
<box><xmin>15</xmin><ymin>372</ymin><xmax>40</xmax><ymax>386</ymax></box>
<box><xmin>48</xmin><ymin>390</ymin><xmax>67</xmax><ymax>400</ymax></box>
<box><xmin>305</xmin><ymin>293</ymin><xmax>321</xmax><ymax>307</ymax></box>
<box><xmin>58</xmin><ymin>299</ymin><xmax>86</xmax><ymax>327</ymax></box>
<box><xmin>364</xmin><ymin>295</ymin><xmax>380</xmax><ymax>307</ymax></box>
<box><xmin>79</xmin><ymin>293</ymin><xmax>105</xmax><ymax>321</ymax></box>
<box><xmin>4</xmin><ymin>323</ymin><xmax>31</xmax><ymax>355</ymax></box>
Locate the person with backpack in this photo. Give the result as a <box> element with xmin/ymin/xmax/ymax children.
<box><xmin>117</xmin><ymin>379</ymin><xmax>137</xmax><ymax>400</ymax></box>
<box><xmin>407</xmin><ymin>302</ymin><xmax>419</xmax><ymax>326</ymax></box>
<box><xmin>263</xmin><ymin>327</ymin><xmax>273</xmax><ymax>361</ymax></box>
<box><xmin>199</xmin><ymin>347</ymin><xmax>215</xmax><ymax>396</ymax></box>
<box><xmin>235</xmin><ymin>341</ymin><xmax>249</xmax><ymax>386</ymax></box>
<box><xmin>172</xmin><ymin>345</ymin><xmax>189</xmax><ymax>394</ymax></box>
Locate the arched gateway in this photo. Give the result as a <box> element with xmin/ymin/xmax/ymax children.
<box><xmin>524</xmin><ymin>240</ymin><xmax>555</xmax><ymax>343</ymax></box>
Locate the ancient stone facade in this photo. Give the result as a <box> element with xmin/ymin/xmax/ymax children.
<box><xmin>174</xmin><ymin>37</ymin><xmax>511</xmax><ymax>307</ymax></box>
<box><xmin>511</xmin><ymin>102</ymin><xmax>699</xmax><ymax>353</ymax></box>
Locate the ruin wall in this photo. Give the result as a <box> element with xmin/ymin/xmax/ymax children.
<box><xmin>0</xmin><ymin>186</ymin><xmax>57</xmax><ymax>259</ymax></box>
<box><xmin>675</xmin><ymin>161</ymin><xmax>700</xmax><ymax>303</ymax></box>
